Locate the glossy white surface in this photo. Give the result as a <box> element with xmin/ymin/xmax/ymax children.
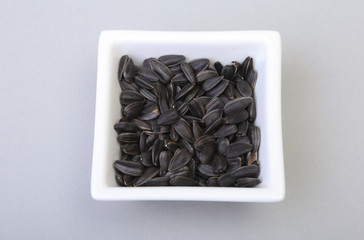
<box><xmin>91</xmin><ymin>30</ymin><xmax>284</xmax><ymax>201</ymax></box>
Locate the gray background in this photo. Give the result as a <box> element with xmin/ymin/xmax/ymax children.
<box><xmin>1</xmin><ymin>0</ymin><xmax>363</xmax><ymax>239</ymax></box>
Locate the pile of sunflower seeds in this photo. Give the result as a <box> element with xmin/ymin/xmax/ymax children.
<box><xmin>114</xmin><ymin>55</ymin><xmax>261</xmax><ymax>187</ymax></box>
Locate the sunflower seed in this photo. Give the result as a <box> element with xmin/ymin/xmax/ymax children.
<box><xmin>175</xmin><ymin>83</ymin><xmax>194</xmax><ymax>101</ymax></box>
<box><xmin>174</xmin><ymin>119</ymin><xmax>194</xmax><ymax>143</ymax></box>
<box><xmin>118</xmin><ymin>132</ymin><xmax>140</xmax><ymax>143</ymax></box>
<box><xmin>179</xmin><ymin>138</ymin><xmax>194</xmax><ymax>155</ymax></box>
<box><xmin>164</xmin><ymin>140</ymin><xmax>179</xmax><ymax>152</ymax></box>
<box><xmin>114</xmin><ymin>121</ymin><xmax>138</xmax><ymax>133</ymax></box>
<box><xmin>123</xmin><ymin>101</ymin><xmax>145</xmax><ymax>120</ymax></box>
<box><xmin>168</xmin><ymin>148</ymin><xmax>192</xmax><ymax>171</ymax></box>
<box><xmin>181</xmin><ymin>62</ymin><xmax>197</xmax><ymax>84</ymax></box>
<box><xmin>247</xmin><ymin>99</ymin><xmax>256</xmax><ymax>122</ymax></box>
<box><xmin>237</xmin><ymin>79</ymin><xmax>252</xmax><ymax>97</ymax></box>
<box><xmin>223</xmin><ymin>97</ymin><xmax>252</xmax><ymax>116</ymax></box>
<box><xmin>232</xmin><ymin>61</ymin><xmax>241</xmax><ymax>72</ymax></box>
<box><xmin>171</xmin><ymin>73</ymin><xmax>190</xmax><ymax>86</ymax></box>
<box><xmin>123</xmin><ymin>58</ymin><xmax>136</xmax><ymax>83</ymax></box>
<box><xmin>236</xmin><ymin>121</ymin><xmax>249</xmax><ymax>137</ymax></box>
<box><xmin>226</xmin><ymin>142</ymin><xmax>253</xmax><ymax>158</ymax></box>
<box><xmin>138</xmin><ymin>103</ymin><xmax>160</xmax><ymax>120</ymax></box>
<box><xmin>197</xmin><ymin>164</ymin><xmax>218</xmax><ymax>177</ymax></box>
<box><xmin>189</xmin><ymin>58</ymin><xmax>210</xmax><ymax>73</ymax></box>
<box><xmin>248</xmin><ymin>125</ymin><xmax>261</xmax><ymax>153</ymax></box>
<box><xmin>205</xmin><ymin>98</ymin><xmax>224</xmax><ymax>114</ymax></box>
<box><xmin>246</xmin><ymin>69</ymin><xmax>258</xmax><ymax>89</ymax></box>
<box><xmin>137</xmin><ymin>67</ymin><xmax>159</xmax><ymax>82</ymax></box>
<box><xmin>115</xmin><ymin>172</ymin><xmax>125</xmax><ymax>186</ymax></box>
<box><xmin>131</xmin><ymin>119</ymin><xmax>150</xmax><ymax>132</ymax></box>
<box><xmin>169</xmin><ymin>63</ymin><xmax>183</xmax><ymax>76</ymax></box>
<box><xmin>204</xmin><ymin>117</ymin><xmax>223</xmax><ymax>135</ymax></box>
<box><xmin>247</xmin><ymin>151</ymin><xmax>258</xmax><ymax>166</ymax></box>
<box><xmin>217</xmin><ymin>172</ymin><xmax>235</xmax><ymax>186</ymax></box>
<box><xmin>192</xmin><ymin>120</ymin><xmax>203</xmax><ymax>140</ymax></box>
<box><xmin>236</xmin><ymin>178</ymin><xmax>261</xmax><ymax>187</ymax></box>
<box><xmin>144</xmin><ymin>176</ymin><xmax>170</xmax><ymax>186</ymax></box>
<box><xmin>217</xmin><ymin>138</ymin><xmax>229</xmax><ymax>156</ymax></box>
<box><xmin>197</xmin><ymin>96</ymin><xmax>213</xmax><ymax>107</ymax></box>
<box><xmin>211</xmin><ymin>154</ymin><xmax>227</xmax><ymax>173</ymax></box>
<box><xmin>113</xmin><ymin>160</ymin><xmax>144</xmax><ymax>176</ymax></box>
<box><xmin>188</xmin><ymin>159</ymin><xmax>196</xmax><ymax>178</ymax></box>
<box><xmin>197</xmin><ymin>177</ymin><xmax>207</xmax><ymax>186</ymax></box>
<box><xmin>213</xmin><ymin>124</ymin><xmax>238</xmax><ymax>138</ymax></box>
<box><xmin>120</xmin><ymin>90</ymin><xmax>144</xmax><ymax>105</ymax></box>
<box><xmin>122</xmin><ymin>174</ymin><xmax>135</xmax><ymax>186</ymax></box>
<box><xmin>187</xmin><ymin>87</ymin><xmax>201</xmax><ymax>104</ymax></box>
<box><xmin>221</xmin><ymin>65</ymin><xmax>235</xmax><ymax>80</ymax></box>
<box><xmin>240</xmin><ymin>56</ymin><xmax>254</xmax><ymax>79</ymax></box>
<box><xmin>159</xmin><ymin>150</ymin><xmax>173</xmax><ymax>175</ymax></box>
<box><xmin>226</xmin><ymin>157</ymin><xmax>242</xmax><ymax>172</ymax></box>
<box><xmin>152</xmin><ymin>139</ymin><xmax>163</xmax><ymax>166</ymax></box>
<box><xmin>157</xmin><ymin>108</ymin><xmax>179</xmax><ymax>125</ymax></box>
<box><xmin>150</xmin><ymin>59</ymin><xmax>173</xmax><ymax>84</ymax></box>
<box><xmin>224</xmin><ymin>83</ymin><xmax>236</xmax><ymax>100</ymax></box>
<box><xmin>153</xmin><ymin>125</ymin><xmax>170</xmax><ymax>134</ymax></box>
<box><xmin>170</xmin><ymin>176</ymin><xmax>195</xmax><ymax>186</ymax></box>
<box><xmin>120</xmin><ymin>143</ymin><xmax>140</xmax><ymax>155</ymax></box>
<box><xmin>119</xmin><ymin>79</ymin><xmax>139</xmax><ymax>91</ymax></box>
<box><xmin>118</xmin><ymin>55</ymin><xmax>129</xmax><ymax>81</ymax></box>
<box><xmin>231</xmin><ymin>165</ymin><xmax>260</xmax><ymax>179</ymax></box>
<box><xmin>201</xmin><ymin>76</ymin><xmax>223</xmax><ymax>92</ymax></box>
<box><xmin>140</xmin><ymin>151</ymin><xmax>153</xmax><ymax>167</ymax></box>
<box><xmin>145</xmin><ymin>133</ymin><xmax>157</xmax><ymax>146</ymax></box>
<box><xmin>214</xmin><ymin>61</ymin><xmax>223</xmax><ymax>75</ymax></box>
<box><xmin>207</xmin><ymin>177</ymin><xmax>218</xmax><ymax>186</ymax></box>
<box><xmin>143</xmin><ymin>58</ymin><xmax>156</xmax><ymax>69</ymax></box>
<box><xmin>235</xmin><ymin>135</ymin><xmax>251</xmax><ymax>144</ymax></box>
<box><xmin>202</xmin><ymin>109</ymin><xmax>223</xmax><ymax>127</ymax></box>
<box><xmin>134</xmin><ymin>75</ymin><xmax>154</xmax><ymax>90</ymax></box>
<box><xmin>199</xmin><ymin>142</ymin><xmax>216</xmax><ymax>164</ymax></box>
<box><xmin>188</xmin><ymin>98</ymin><xmax>205</xmax><ymax>118</ymax></box>
<box><xmin>167</xmin><ymin>82</ymin><xmax>177</xmax><ymax>108</ymax></box>
<box><xmin>159</xmin><ymin>54</ymin><xmax>186</xmax><ymax>66</ymax></box>
<box><xmin>177</xmin><ymin>102</ymin><xmax>188</xmax><ymax>116</ymax></box>
<box><xmin>223</xmin><ymin>110</ymin><xmax>249</xmax><ymax>124</ymax></box>
<box><xmin>170</xmin><ymin>123</ymin><xmax>179</xmax><ymax>142</ymax></box>
<box><xmin>134</xmin><ymin>167</ymin><xmax>160</xmax><ymax>186</ymax></box>
<box><xmin>196</xmin><ymin>70</ymin><xmax>218</xmax><ymax>83</ymax></box>
<box><xmin>205</xmin><ymin>79</ymin><xmax>229</xmax><ymax>97</ymax></box>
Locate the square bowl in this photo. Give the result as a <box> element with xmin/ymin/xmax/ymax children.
<box><xmin>91</xmin><ymin>30</ymin><xmax>285</xmax><ymax>202</ymax></box>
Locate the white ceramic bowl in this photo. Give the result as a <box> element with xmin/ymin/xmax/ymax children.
<box><xmin>91</xmin><ymin>30</ymin><xmax>285</xmax><ymax>202</ymax></box>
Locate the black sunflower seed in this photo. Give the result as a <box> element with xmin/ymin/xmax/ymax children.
<box><xmin>240</xmin><ymin>56</ymin><xmax>254</xmax><ymax>79</ymax></box>
<box><xmin>159</xmin><ymin>150</ymin><xmax>173</xmax><ymax>175</ymax></box>
<box><xmin>248</xmin><ymin>125</ymin><xmax>261</xmax><ymax>153</ymax></box>
<box><xmin>223</xmin><ymin>97</ymin><xmax>252</xmax><ymax>116</ymax></box>
<box><xmin>246</xmin><ymin>69</ymin><xmax>258</xmax><ymax>89</ymax></box>
<box><xmin>214</xmin><ymin>61</ymin><xmax>223</xmax><ymax>75</ymax></box>
<box><xmin>118</xmin><ymin>132</ymin><xmax>140</xmax><ymax>143</ymax></box>
<box><xmin>217</xmin><ymin>138</ymin><xmax>229</xmax><ymax>156</ymax></box>
<box><xmin>223</xmin><ymin>110</ymin><xmax>249</xmax><ymax>124</ymax></box>
<box><xmin>226</xmin><ymin>142</ymin><xmax>253</xmax><ymax>158</ymax></box>
<box><xmin>207</xmin><ymin>177</ymin><xmax>218</xmax><ymax>186</ymax></box>
<box><xmin>205</xmin><ymin>79</ymin><xmax>229</xmax><ymax>97</ymax></box>
<box><xmin>152</xmin><ymin>139</ymin><xmax>163</xmax><ymax>166</ymax></box>
<box><xmin>236</xmin><ymin>178</ymin><xmax>261</xmax><ymax>187</ymax></box>
<box><xmin>134</xmin><ymin>75</ymin><xmax>154</xmax><ymax>90</ymax></box>
<box><xmin>188</xmin><ymin>98</ymin><xmax>205</xmax><ymax>119</ymax></box>
<box><xmin>132</xmin><ymin>118</ymin><xmax>152</xmax><ymax>131</ymax></box>
<box><xmin>168</xmin><ymin>148</ymin><xmax>192</xmax><ymax>171</ymax></box>
<box><xmin>196</xmin><ymin>70</ymin><xmax>219</xmax><ymax>83</ymax></box>
<box><xmin>138</xmin><ymin>103</ymin><xmax>160</xmax><ymax>120</ymax></box>
<box><xmin>158</xmin><ymin>54</ymin><xmax>186</xmax><ymax>66</ymax></box>
<box><xmin>221</xmin><ymin>65</ymin><xmax>235</xmax><ymax>80</ymax></box>
<box><xmin>157</xmin><ymin>108</ymin><xmax>179</xmax><ymax>125</ymax></box>
<box><xmin>231</xmin><ymin>165</ymin><xmax>260</xmax><ymax>179</ymax></box>
<box><xmin>134</xmin><ymin>167</ymin><xmax>160</xmax><ymax>186</ymax></box>
<box><xmin>211</xmin><ymin>154</ymin><xmax>227</xmax><ymax>173</ymax></box>
<box><xmin>213</xmin><ymin>124</ymin><xmax>238</xmax><ymax>138</ymax></box>
<box><xmin>114</xmin><ymin>121</ymin><xmax>138</xmax><ymax>133</ymax></box>
<box><xmin>123</xmin><ymin>58</ymin><xmax>136</xmax><ymax>83</ymax></box>
<box><xmin>113</xmin><ymin>160</ymin><xmax>144</xmax><ymax>176</ymax></box>
<box><xmin>199</xmin><ymin>142</ymin><xmax>216</xmax><ymax>164</ymax></box>
<box><xmin>175</xmin><ymin>83</ymin><xmax>194</xmax><ymax>101</ymax></box>
<box><xmin>174</xmin><ymin>119</ymin><xmax>194</xmax><ymax>143</ymax></box>
<box><xmin>123</xmin><ymin>101</ymin><xmax>145</xmax><ymax>120</ymax></box>
<box><xmin>237</xmin><ymin>79</ymin><xmax>252</xmax><ymax>97</ymax></box>
<box><xmin>247</xmin><ymin>99</ymin><xmax>256</xmax><ymax>122</ymax></box>
<box><xmin>140</xmin><ymin>151</ymin><xmax>153</xmax><ymax>167</ymax></box>
<box><xmin>170</xmin><ymin>176</ymin><xmax>195</xmax><ymax>186</ymax></box>
<box><xmin>118</xmin><ymin>55</ymin><xmax>129</xmax><ymax>81</ymax></box>
<box><xmin>189</xmin><ymin>58</ymin><xmax>210</xmax><ymax>73</ymax></box>
<box><xmin>144</xmin><ymin>176</ymin><xmax>170</xmax><ymax>186</ymax></box>
<box><xmin>236</xmin><ymin>121</ymin><xmax>249</xmax><ymax>137</ymax></box>
<box><xmin>202</xmin><ymin>76</ymin><xmax>223</xmax><ymax>92</ymax></box>
<box><xmin>120</xmin><ymin>90</ymin><xmax>144</xmax><ymax>105</ymax></box>
<box><xmin>150</xmin><ymin>59</ymin><xmax>173</xmax><ymax>84</ymax></box>
<box><xmin>181</xmin><ymin>62</ymin><xmax>197</xmax><ymax>84</ymax></box>
<box><xmin>217</xmin><ymin>172</ymin><xmax>235</xmax><ymax>187</ymax></box>
<box><xmin>137</xmin><ymin>67</ymin><xmax>159</xmax><ymax>82</ymax></box>
<box><xmin>171</xmin><ymin>73</ymin><xmax>190</xmax><ymax>86</ymax></box>
<box><xmin>192</xmin><ymin>120</ymin><xmax>203</xmax><ymax>140</ymax></box>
